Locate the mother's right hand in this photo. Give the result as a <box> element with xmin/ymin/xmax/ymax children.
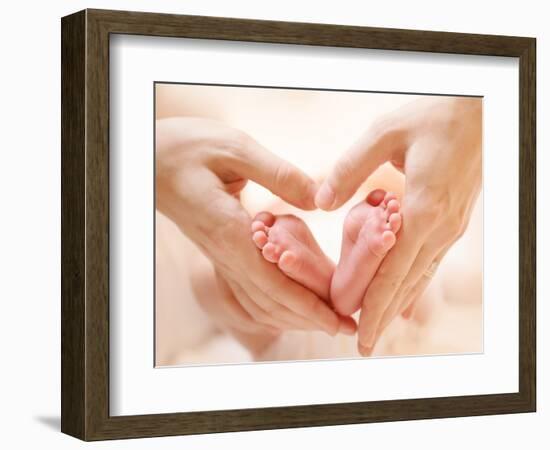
<box><xmin>156</xmin><ymin>117</ymin><xmax>355</xmax><ymax>336</ymax></box>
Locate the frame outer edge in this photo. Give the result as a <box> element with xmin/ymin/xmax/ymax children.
<box><xmin>518</xmin><ymin>37</ymin><xmax>536</xmax><ymax>411</ymax></box>
<box><xmin>61</xmin><ymin>10</ymin><xmax>87</xmax><ymax>440</ymax></box>
<box><xmin>84</xmin><ymin>8</ymin><xmax>111</xmax><ymax>440</ymax></box>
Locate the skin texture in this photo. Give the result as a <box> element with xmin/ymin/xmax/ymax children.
<box><xmin>156</xmin><ymin>117</ymin><xmax>356</xmax><ymax>339</ymax></box>
<box><xmin>315</xmin><ymin>97</ymin><xmax>482</xmax><ymax>355</ymax></box>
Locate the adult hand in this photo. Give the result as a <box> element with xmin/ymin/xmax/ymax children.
<box><xmin>156</xmin><ymin>117</ymin><xmax>356</xmax><ymax>336</ymax></box>
<box><xmin>315</xmin><ymin>98</ymin><xmax>482</xmax><ymax>354</ymax></box>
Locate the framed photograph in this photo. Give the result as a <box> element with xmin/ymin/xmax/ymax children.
<box><xmin>61</xmin><ymin>9</ymin><xmax>536</xmax><ymax>441</ymax></box>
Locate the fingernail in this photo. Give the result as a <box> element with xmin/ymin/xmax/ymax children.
<box><xmin>315</xmin><ymin>183</ymin><xmax>335</xmax><ymax>210</ymax></box>
<box><xmin>360</xmin><ymin>333</ymin><xmax>375</xmax><ymax>349</ymax></box>
<box><xmin>360</xmin><ymin>345</ymin><xmax>373</xmax><ymax>357</ymax></box>
<box><xmin>341</xmin><ymin>326</ymin><xmax>357</xmax><ymax>336</ymax></box>
<box><xmin>340</xmin><ymin>320</ymin><xmax>357</xmax><ymax>336</ymax></box>
<box><xmin>307</xmin><ymin>181</ymin><xmax>320</xmax><ymax>209</ymax></box>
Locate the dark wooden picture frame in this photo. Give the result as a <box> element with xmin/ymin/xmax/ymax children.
<box><xmin>61</xmin><ymin>8</ymin><xmax>536</xmax><ymax>441</ymax></box>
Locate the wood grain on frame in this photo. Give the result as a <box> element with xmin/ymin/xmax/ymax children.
<box><xmin>61</xmin><ymin>8</ymin><xmax>536</xmax><ymax>441</ymax></box>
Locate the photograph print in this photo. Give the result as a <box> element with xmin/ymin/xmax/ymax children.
<box><xmin>154</xmin><ymin>83</ymin><xmax>482</xmax><ymax>367</ymax></box>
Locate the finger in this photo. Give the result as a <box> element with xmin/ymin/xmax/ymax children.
<box><xmin>250</xmin><ymin>260</ymin><xmax>351</xmax><ymax>335</ymax></box>
<box><xmin>357</xmin><ymin>221</ymin><xmax>426</xmax><ymax>351</ymax></box>
<box><xmin>338</xmin><ymin>315</ymin><xmax>358</xmax><ymax>335</ymax></box>
<box><xmin>245</xmin><ymin>252</ymin><xmax>355</xmax><ymax>334</ymax></box>
<box><xmin>219</xmin><ymin>208</ymin><xmax>342</xmax><ymax>335</ymax></box>
<box><xmin>216</xmin><ymin>217</ymin><xmax>339</xmax><ymax>333</ymax></box>
<box><xmin>252</xmin><ymin>269</ymin><xmax>342</xmax><ymax>335</ymax></box>
<box><xmin>215</xmin><ymin>273</ymin><xmax>279</xmax><ymax>335</ymax></box>
<box><xmin>401</xmin><ymin>297</ymin><xmax>418</xmax><ymax>319</ymax></box>
<box><xmin>400</xmin><ymin>244</ymin><xmax>452</xmax><ymax>319</ymax></box>
<box><xmin>377</xmin><ymin>242</ymin><xmax>445</xmax><ymax>331</ymax></box>
<box><xmin>315</xmin><ymin>125</ymin><xmax>398</xmax><ymax>210</ymax></box>
<box><xmin>242</xmin><ymin>237</ymin><xmax>342</xmax><ymax>336</ymax></box>
<box><xmin>400</xmin><ymin>276</ymin><xmax>430</xmax><ymax>320</ymax></box>
<box><xmin>361</xmin><ymin>255</ymin><xmax>438</xmax><ymax>355</ymax></box>
<box><xmin>358</xmin><ymin>341</ymin><xmax>374</xmax><ymax>357</ymax></box>
<box><xmin>226</xmin><ymin>136</ymin><xmax>318</xmax><ymax>210</ymax></box>
<box><xmin>226</xmin><ymin>278</ymin><xmax>296</xmax><ymax>331</ymax></box>
<box><xmin>242</xmin><ymin>278</ymin><xmax>326</xmax><ymax>332</ymax></box>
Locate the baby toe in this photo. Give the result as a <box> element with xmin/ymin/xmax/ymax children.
<box><xmin>278</xmin><ymin>250</ymin><xmax>301</xmax><ymax>274</ymax></box>
<box><xmin>366</xmin><ymin>189</ymin><xmax>387</xmax><ymax>207</ymax></box>
<box><xmin>251</xmin><ymin>220</ymin><xmax>267</xmax><ymax>233</ymax></box>
<box><xmin>262</xmin><ymin>242</ymin><xmax>281</xmax><ymax>263</ymax></box>
<box><xmin>252</xmin><ymin>230</ymin><xmax>268</xmax><ymax>249</ymax></box>
<box><xmin>381</xmin><ymin>230</ymin><xmax>397</xmax><ymax>251</ymax></box>
<box><xmin>369</xmin><ymin>230</ymin><xmax>396</xmax><ymax>257</ymax></box>
<box><xmin>253</xmin><ymin>211</ymin><xmax>275</xmax><ymax>227</ymax></box>
<box><xmin>383</xmin><ymin>192</ymin><xmax>398</xmax><ymax>206</ymax></box>
<box><xmin>388</xmin><ymin>212</ymin><xmax>402</xmax><ymax>233</ymax></box>
<box><xmin>385</xmin><ymin>199</ymin><xmax>400</xmax><ymax>214</ymax></box>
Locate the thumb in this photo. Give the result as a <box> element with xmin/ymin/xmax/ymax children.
<box><xmin>315</xmin><ymin>126</ymin><xmax>394</xmax><ymax>210</ymax></box>
<box><xmin>226</xmin><ymin>134</ymin><xmax>318</xmax><ymax>210</ymax></box>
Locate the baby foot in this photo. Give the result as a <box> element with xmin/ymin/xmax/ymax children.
<box><xmin>251</xmin><ymin>212</ymin><xmax>335</xmax><ymax>301</ymax></box>
<box><xmin>330</xmin><ymin>189</ymin><xmax>402</xmax><ymax>316</ymax></box>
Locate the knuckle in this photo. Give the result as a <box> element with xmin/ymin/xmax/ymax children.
<box><xmin>209</xmin><ymin>209</ymin><xmax>249</xmax><ymax>245</ymax></box>
<box><xmin>210</xmin><ymin>128</ymin><xmax>252</xmax><ymax>163</ymax></box>
<box><xmin>446</xmin><ymin>219</ymin><xmax>462</xmax><ymax>239</ymax></box>
<box><xmin>369</xmin><ymin>116</ymin><xmax>405</xmax><ymax>144</ymax></box>
<box><xmin>224</xmin><ymin>128</ymin><xmax>251</xmax><ymax>151</ymax></box>
<box><xmin>369</xmin><ymin>117</ymin><xmax>392</xmax><ymax>140</ymax></box>
<box><xmin>404</xmin><ymin>189</ymin><xmax>469</xmax><ymax>241</ymax></box>
<box><xmin>449</xmin><ymin>216</ymin><xmax>467</xmax><ymax>239</ymax></box>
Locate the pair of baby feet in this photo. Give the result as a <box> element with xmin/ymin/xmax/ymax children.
<box><xmin>251</xmin><ymin>189</ymin><xmax>402</xmax><ymax>317</ymax></box>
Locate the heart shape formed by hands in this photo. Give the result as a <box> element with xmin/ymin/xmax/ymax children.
<box><xmin>250</xmin><ymin>188</ymin><xmax>402</xmax><ymax>317</ymax></box>
<box><xmin>157</xmin><ymin>95</ymin><xmax>481</xmax><ymax>357</ymax></box>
